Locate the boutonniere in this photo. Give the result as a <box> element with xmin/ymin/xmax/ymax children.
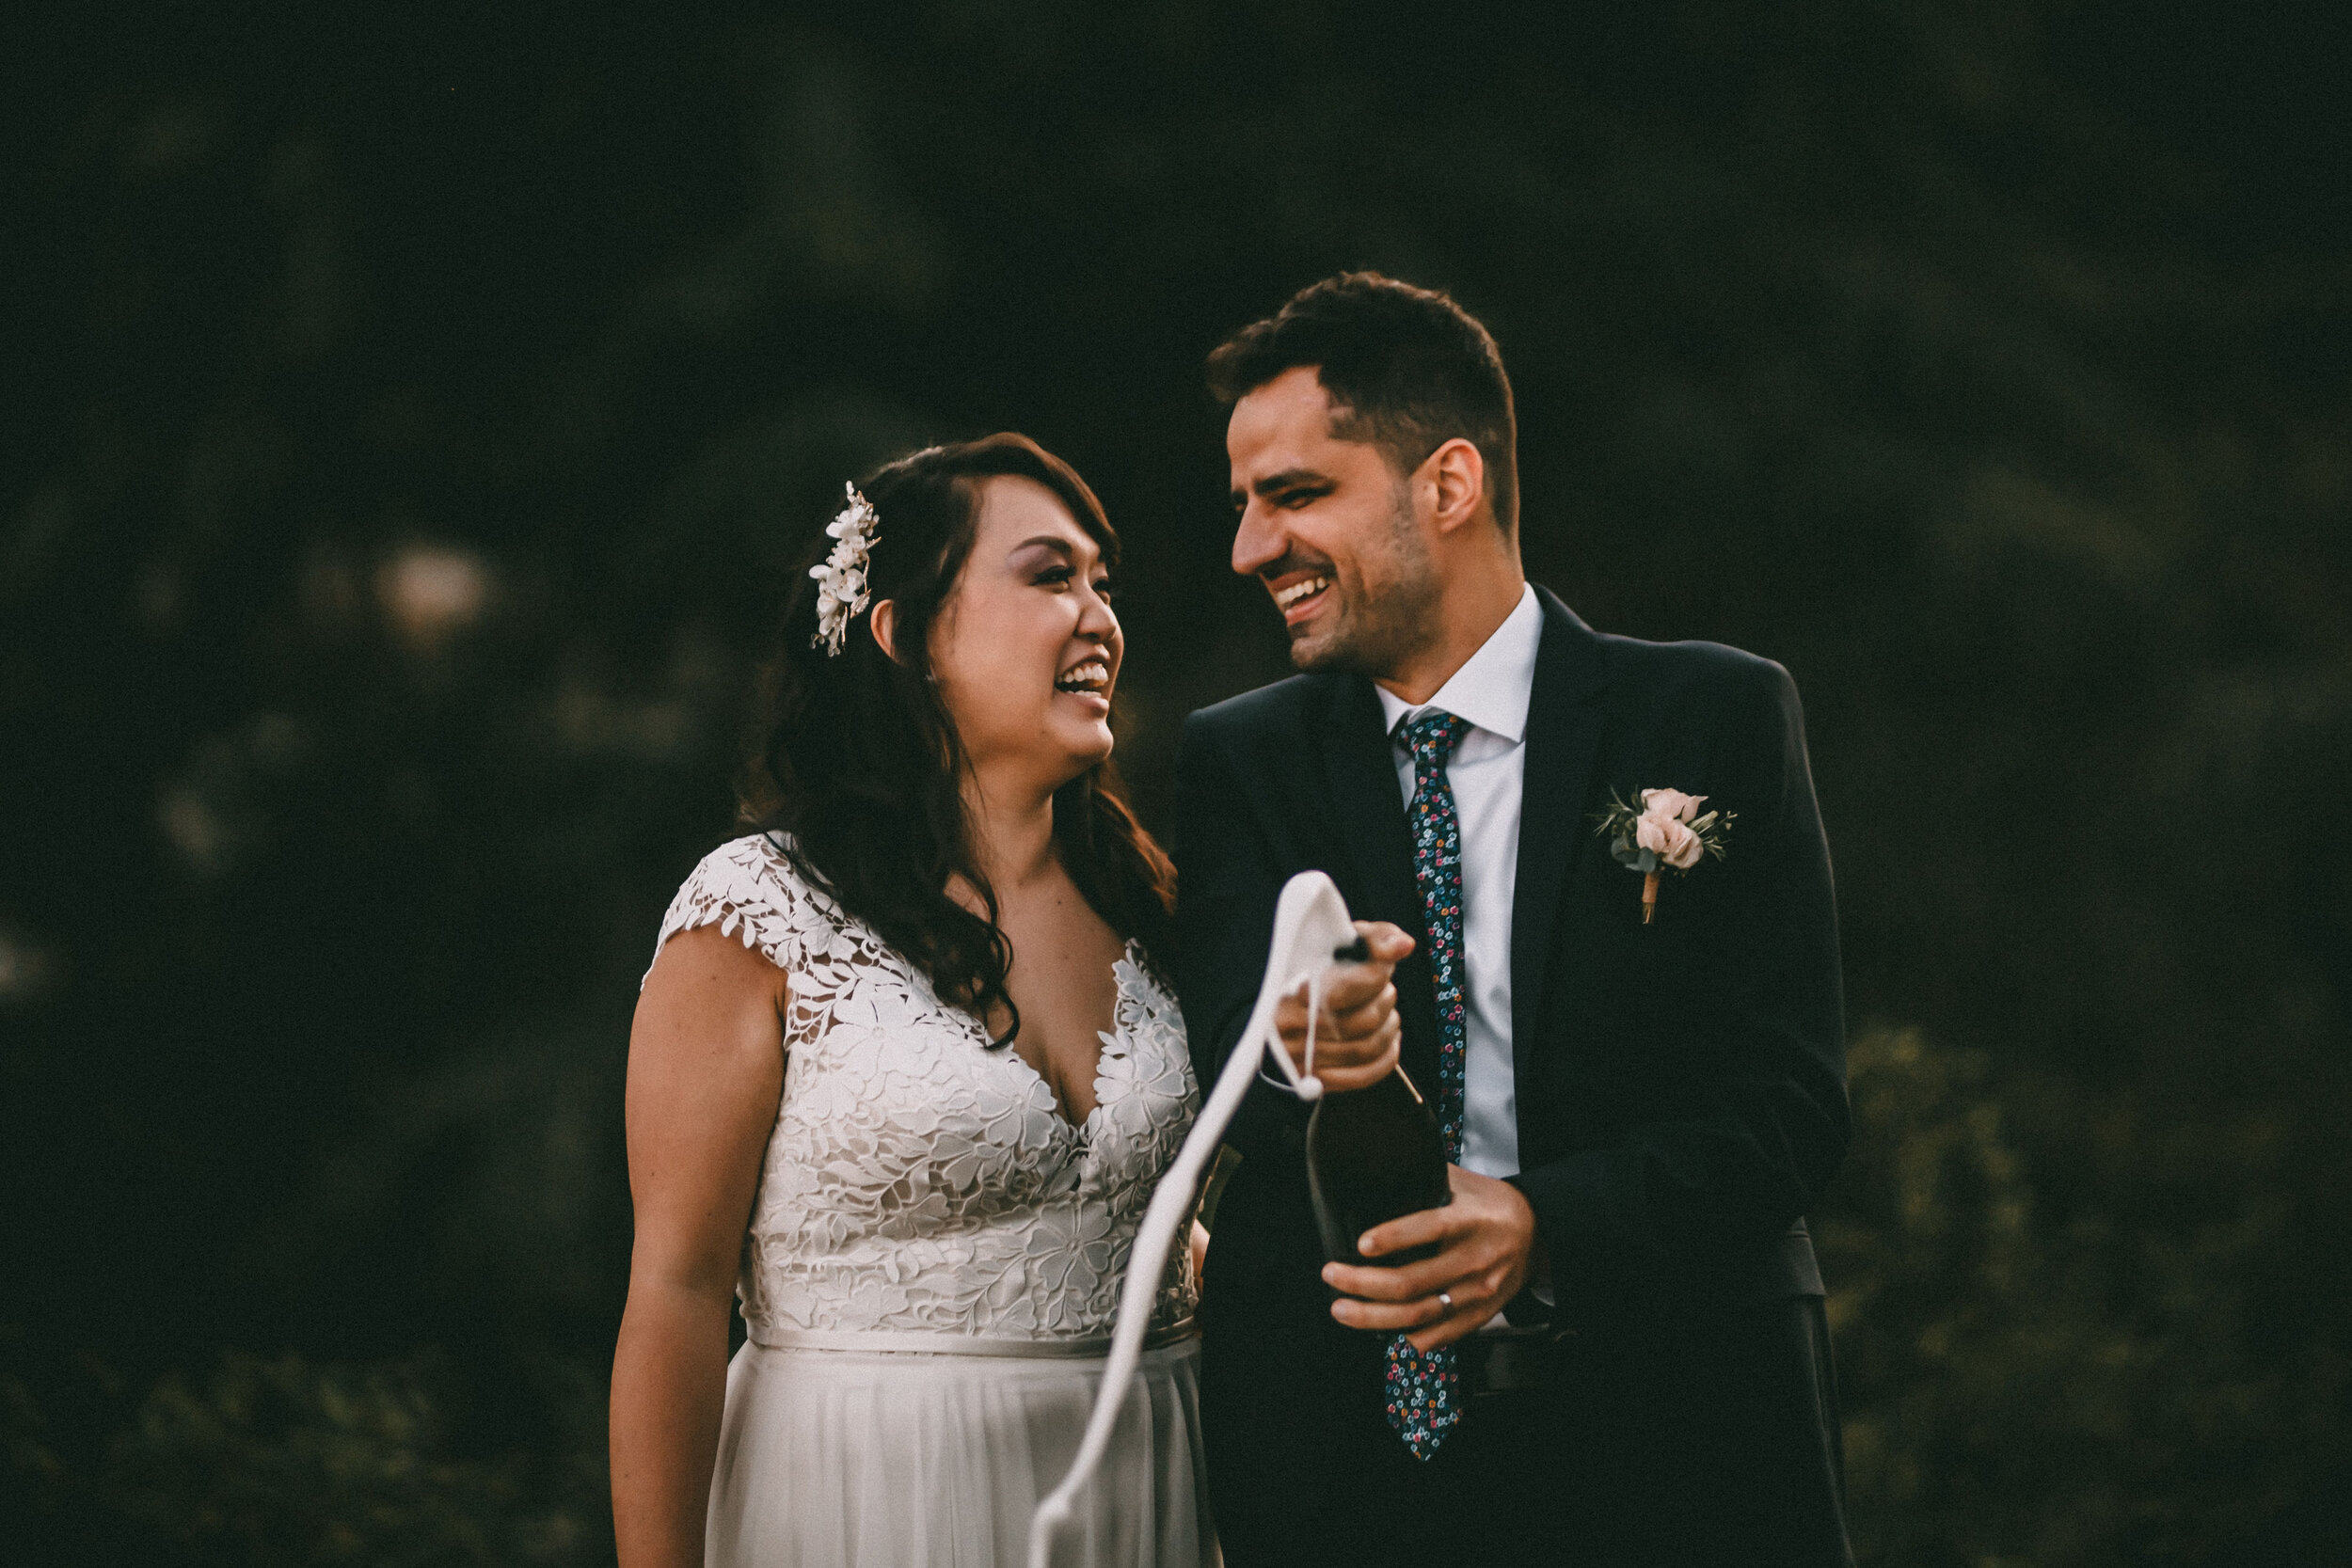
<box><xmin>1591</xmin><ymin>787</ymin><xmax>1736</xmax><ymax>925</ymax></box>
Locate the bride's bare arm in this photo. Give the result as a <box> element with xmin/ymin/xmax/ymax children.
<box><xmin>612</xmin><ymin>926</ymin><xmax>789</xmax><ymax>1568</ymax></box>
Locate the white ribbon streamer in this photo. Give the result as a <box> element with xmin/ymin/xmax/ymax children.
<box><xmin>1026</xmin><ymin>871</ymin><xmax>1358</xmax><ymax>1568</ymax></box>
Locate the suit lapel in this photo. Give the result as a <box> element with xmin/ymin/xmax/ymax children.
<box><xmin>1320</xmin><ymin>675</ymin><xmax>1441</xmax><ymax>1091</ymax></box>
<box><xmin>1510</xmin><ymin>588</ymin><xmax>1611</xmax><ymax>1083</ymax></box>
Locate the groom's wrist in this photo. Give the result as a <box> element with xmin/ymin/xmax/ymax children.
<box><xmin>1502</xmin><ymin>1174</ymin><xmax>1552</xmax><ymax>1289</ymax></box>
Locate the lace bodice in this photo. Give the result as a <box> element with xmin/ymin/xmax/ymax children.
<box><xmin>646</xmin><ymin>834</ymin><xmax>1200</xmax><ymax>1342</ymax></box>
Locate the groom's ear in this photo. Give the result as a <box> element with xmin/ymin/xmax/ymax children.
<box><xmin>869</xmin><ymin>599</ymin><xmax>899</xmax><ymax>661</ymax></box>
<box><xmin>1423</xmin><ymin>437</ymin><xmax>1489</xmax><ymax>535</ymax></box>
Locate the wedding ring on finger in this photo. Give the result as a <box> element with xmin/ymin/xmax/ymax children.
<box><xmin>1437</xmin><ymin>1291</ymin><xmax>1454</xmax><ymax>1312</ymax></box>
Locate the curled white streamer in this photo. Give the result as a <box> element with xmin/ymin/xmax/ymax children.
<box><xmin>1025</xmin><ymin>872</ymin><xmax>1355</xmax><ymax>1567</ymax></box>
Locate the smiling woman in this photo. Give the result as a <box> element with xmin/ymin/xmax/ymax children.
<box><xmin>744</xmin><ymin>434</ymin><xmax>1175</xmax><ymax>1046</ymax></box>
<box><xmin>610</xmin><ymin>434</ymin><xmax>1216</xmax><ymax>1568</ymax></box>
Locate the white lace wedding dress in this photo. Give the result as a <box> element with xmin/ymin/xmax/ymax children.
<box><xmin>647</xmin><ymin>835</ymin><xmax>1215</xmax><ymax>1568</ymax></box>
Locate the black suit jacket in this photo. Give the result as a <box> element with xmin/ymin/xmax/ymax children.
<box><xmin>1173</xmin><ymin>587</ymin><xmax>1848</xmax><ymax>1335</ymax></box>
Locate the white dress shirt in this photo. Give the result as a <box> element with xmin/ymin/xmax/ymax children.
<box><xmin>1374</xmin><ymin>583</ymin><xmax>1542</xmax><ymax>1180</ymax></box>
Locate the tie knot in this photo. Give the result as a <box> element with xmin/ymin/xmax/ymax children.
<box><xmin>1399</xmin><ymin>710</ymin><xmax>1468</xmax><ymax>766</ymax></box>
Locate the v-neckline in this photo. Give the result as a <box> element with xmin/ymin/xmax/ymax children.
<box><xmin>993</xmin><ymin>940</ymin><xmax>1141</xmax><ymax>1139</ymax></box>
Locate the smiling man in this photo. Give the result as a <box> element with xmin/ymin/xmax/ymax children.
<box><xmin>1173</xmin><ymin>274</ymin><xmax>1855</xmax><ymax>1566</ymax></box>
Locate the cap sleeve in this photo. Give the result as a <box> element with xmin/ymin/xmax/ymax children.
<box><xmin>642</xmin><ymin>833</ymin><xmax>826</xmax><ymax>989</ymax></box>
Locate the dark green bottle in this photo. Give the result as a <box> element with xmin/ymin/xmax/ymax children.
<box><xmin>1303</xmin><ymin>939</ymin><xmax>1453</xmax><ymax>1271</ymax></box>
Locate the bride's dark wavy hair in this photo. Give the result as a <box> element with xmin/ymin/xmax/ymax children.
<box><xmin>739</xmin><ymin>434</ymin><xmax>1175</xmax><ymax>1047</ymax></box>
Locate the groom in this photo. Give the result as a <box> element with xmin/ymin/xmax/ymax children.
<box><xmin>1173</xmin><ymin>274</ymin><xmax>1853</xmax><ymax>1566</ymax></box>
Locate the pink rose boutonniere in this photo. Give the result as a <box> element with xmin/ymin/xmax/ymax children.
<box><xmin>1591</xmin><ymin>786</ymin><xmax>1736</xmax><ymax>924</ymax></box>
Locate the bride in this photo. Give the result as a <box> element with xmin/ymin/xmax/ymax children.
<box><xmin>610</xmin><ymin>435</ymin><xmax>1215</xmax><ymax>1567</ymax></box>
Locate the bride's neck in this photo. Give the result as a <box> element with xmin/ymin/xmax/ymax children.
<box><xmin>960</xmin><ymin>767</ymin><xmax>1058</xmax><ymax>892</ymax></box>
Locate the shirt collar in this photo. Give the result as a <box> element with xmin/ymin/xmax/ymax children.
<box><xmin>1375</xmin><ymin>583</ymin><xmax>1542</xmax><ymax>745</ymax></box>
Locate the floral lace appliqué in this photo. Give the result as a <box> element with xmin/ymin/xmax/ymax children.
<box><xmin>647</xmin><ymin>834</ymin><xmax>1200</xmax><ymax>1340</ymax></box>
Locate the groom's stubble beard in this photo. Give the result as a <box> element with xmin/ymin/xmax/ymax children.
<box><xmin>1285</xmin><ymin>482</ymin><xmax>1443</xmax><ymax>680</ymax></box>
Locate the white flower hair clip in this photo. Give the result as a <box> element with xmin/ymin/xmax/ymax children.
<box><xmin>809</xmin><ymin>482</ymin><xmax>881</xmax><ymax>656</ymax></box>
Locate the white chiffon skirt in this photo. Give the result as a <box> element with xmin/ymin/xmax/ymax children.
<box><xmin>706</xmin><ymin>1333</ymin><xmax>1216</xmax><ymax>1568</ymax></box>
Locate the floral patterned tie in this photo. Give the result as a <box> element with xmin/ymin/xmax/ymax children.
<box><xmin>1388</xmin><ymin>710</ymin><xmax>1470</xmax><ymax>1459</ymax></box>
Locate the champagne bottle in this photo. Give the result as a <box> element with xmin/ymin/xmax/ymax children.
<box><xmin>1304</xmin><ymin>939</ymin><xmax>1453</xmax><ymax>1270</ymax></box>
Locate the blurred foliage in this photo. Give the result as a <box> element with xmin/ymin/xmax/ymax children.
<box><xmin>1821</xmin><ymin>1030</ymin><xmax>2347</xmax><ymax>1565</ymax></box>
<box><xmin>3</xmin><ymin>0</ymin><xmax>2347</xmax><ymax>1560</ymax></box>
<box><xmin>3</xmin><ymin>1342</ymin><xmax>610</xmax><ymax>1566</ymax></box>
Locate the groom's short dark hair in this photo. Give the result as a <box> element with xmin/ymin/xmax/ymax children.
<box><xmin>1206</xmin><ymin>272</ymin><xmax>1518</xmax><ymax>535</ymax></box>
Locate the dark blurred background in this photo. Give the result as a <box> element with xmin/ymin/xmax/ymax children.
<box><xmin>5</xmin><ymin>2</ymin><xmax>2348</xmax><ymax>1562</ymax></box>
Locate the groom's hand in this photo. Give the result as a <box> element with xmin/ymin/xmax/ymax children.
<box><xmin>1320</xmin><ymin>1165</ymin><xmax>1542</xmax><ymax>1351</ymax></box>
<box><xmin>1275</xmin><ymin>921</ymin><xmax>1414</xmax><ymax>1093</ymax></box>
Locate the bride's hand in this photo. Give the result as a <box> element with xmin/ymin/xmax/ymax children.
<box><xmin>1274</xmin><ymin>921</ymin><xmax>1413</xmax><ymax>1092</ymax></box>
